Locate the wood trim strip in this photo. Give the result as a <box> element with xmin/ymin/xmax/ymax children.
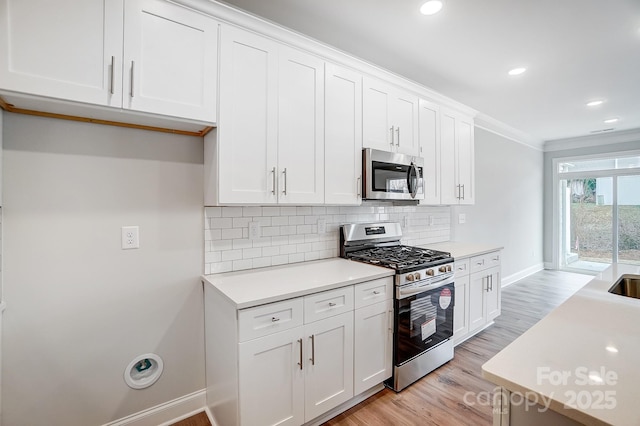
<box><xmin>0</xmin><ymin>96</ymin><xmax>212</xmax><ymax>137</ymax></box>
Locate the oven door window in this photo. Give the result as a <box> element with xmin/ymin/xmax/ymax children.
<box><xmin>395</xmin><ymin>283</ymin><xmax>454</xmax><ymax>366</ymax></box>
<box><xmin>371</xmin><ymin>161</ymin><xmax>423</xmax><ymax>195</ymax></box>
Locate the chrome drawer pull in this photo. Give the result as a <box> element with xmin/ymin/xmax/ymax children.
<box><xmin>271</xmin><ymin>317</ymin><xmax>280</xmax><ymax>322</ymax></box>
<box><xmin>328</xmin><ymin>302</ymin><xmax>337</xmax><ymax>307</ymax></box>
<box><xmin>373</xmin><ymin>290</ymin><xmax>381</xmax><ymax>295</ymax></box>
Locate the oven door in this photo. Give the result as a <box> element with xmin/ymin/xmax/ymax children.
<box><xmin>363</xmin><ymin>148</ymin><xmax>424</xmax><ymax>200</ymax></box>
<box><xmin>394</xmin><ymin>275</ymin><xmax>454</xmax><ymax>366</ymax></box>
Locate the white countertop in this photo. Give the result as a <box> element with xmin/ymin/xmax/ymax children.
<box><xmin>482</xmin><ymin>263</ymin><xmax>640</xmax><ymax>425</ymax></box>
<box><xmin>419</xmin><ymin>241</ymin><xmax>503</xmax><ymax>259</ymax></box>
<box><xmin>202</xmin><ymin>258</ymin><xmax>394</xmax><ymax>309</ymax></box>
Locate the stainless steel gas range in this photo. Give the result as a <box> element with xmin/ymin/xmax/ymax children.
<box><xmin>340</xmin><ymin>222</ymin><xmax>455</xmax><ymax>391</ymax></box>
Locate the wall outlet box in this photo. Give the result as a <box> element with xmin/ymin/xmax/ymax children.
<box><xmin>121</xmin><ymin>226</ymin><xmax>140</xmax><ymax>249</ymax></box>
<box><xmin>317</xmin><ymin>218</ymin><xmax>326</xmax><ymax>234</ymax></box>
<box><xmin>248</xmin><ymin>221</ymin><xmax>261</xmax><ymax>240</ymax></box>
<box><xmin>458</xmin><ymin>214</ymin><xmax>466</xmax><ymax>224</ymax></box>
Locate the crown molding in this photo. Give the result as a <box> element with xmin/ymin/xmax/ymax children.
<box><xmin>474</xmin><ymin>113</ymin><xmax>544</xmax><ymax>151</ymax></box>
<box><xmin>544</xmin><ymin>128</ymin><xmax>640</xmax><ymax>152</ymax></box>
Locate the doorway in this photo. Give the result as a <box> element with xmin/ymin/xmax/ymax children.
<box><xmin>555</xmin><ymin>153</ymin><xmax>640</xmax><ymax>272</ymax></box>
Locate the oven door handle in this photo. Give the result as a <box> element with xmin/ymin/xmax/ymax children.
<box><xmin>397</xmin><ymin>275</ymin><xmax>454</xmax><ymax>299</ymax></box>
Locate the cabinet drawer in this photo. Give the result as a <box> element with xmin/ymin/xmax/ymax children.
<box><xmin>238</xmin><ymin>298</ymin><xmax>304</xmax><ymax>342</ymax></box>
<box><xmin>454</xmin><ymin>258</ymin><xmax>471</xmax><ymax>277</ymax></box>
<box><xmin>304</xmin><ymin>286</ymin><xmax>354</xmax><ymax>324</ymax></box>
<box><xmin>355</xmin><ymin>277</ymin><xmax>393</xmax><ymax>309</ymax></box>
<box><xmin>470</xmin><ymin>251</ymin><xmax>501</xmax><ymax>273</ymax></box>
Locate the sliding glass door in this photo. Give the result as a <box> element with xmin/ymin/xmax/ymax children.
<box><xmin>618</xmin><ymin>175</ymin><xmax>640</xmax><ymax>265</ymax></box>
<box><xmin>556</xmin><ymin>153</ymin><xmax>640</xmax><ymax>272</ymax></box>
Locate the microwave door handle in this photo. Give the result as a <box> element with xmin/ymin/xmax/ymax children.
<box><xmin>408</xmin><ymin>163</ymin><xmax>419</xmax><ymax>198</ymax></box>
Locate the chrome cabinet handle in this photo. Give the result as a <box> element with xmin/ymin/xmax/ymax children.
<box><xmin>328</xmin><ymin>302</ymin><xmax>336</xmax><ymax>307</ymax></box>
<box><xmin>109</xmin><ymin>56</ymin><xmax>115</xmax><ymax>95</ymax></box>
<box><xmin>462</xmin><ymin>184</ymin><xmax>465</xmax><ymax>200</ymax></box>
<box><xmin>390</xmin><ymin>126</ymin><xmax>395</xmax><ymax>147</ymax></box>
<box><xmin>130</xmin><ymin>60</ymin><xmax>135</xmax><ymax>98</ymax></box>
<box><xmin>373</xmin><ymin>290</ymin><xmax>381</xmax><ymax>295</ymax></box>
<box><xmin>396</xmin><ymin>127</ymin><xmax>400</xmax><ymax>146</ymax></box>
<box><xmin>356</xmin><ymin>176</ymin><xmax>361</xmax><ymax>197</ymax></box>
<box><xmin>282</xmin><ymin>168</ymin><xmax>287</xmax><ymax>195</ymax></box>
<box><xmin>310</xmin><ymin>335</ymin><xmax>315</xmax><ymax>365</ymax></box>
<box><xmin>456</xmin><ymin>184</ymin><xmax>461</xmax><ymax>199</ymax></box>
<box><xmin>271</xmin><ymin>317</ymin><xmax>280</xmax><ymax>322</ymax></box>
<box><xmin>388</xmin><ymin>309</ymin><xmax>393</xmax><ymax>331</ymax></box>
<box><xmin>298</xmin><ymin>338</ymin><xmax>303</xmax><ymax>370</ymax></box>
<box><xmin>271</xmin><ymin>167</ymin><xmax>276</xmax><ymax>195</ymax></box>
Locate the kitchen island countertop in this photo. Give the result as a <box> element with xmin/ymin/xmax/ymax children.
<box><xmin>482</xmin><ymin>263</ymin><xmax>640</xmax><ymax>425</ymax></box>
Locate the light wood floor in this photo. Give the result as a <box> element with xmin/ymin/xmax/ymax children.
<box><xmin>172</xmin><ymin>269</ymin><xmax>592</xmax><ymax>426</ymax></box>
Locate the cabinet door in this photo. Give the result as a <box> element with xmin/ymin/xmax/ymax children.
<box><xmin>362</xmin><ymin>77</ymin><xmax>393</xmax><ymax>152</ymax></box>
<box><xmin>486</xmin><ymin>267</ymin><xmax>501</xmax><ymax>322</ymax></box>
<box><xmin>457</xmin><ymin>116</ymin><xmax>475</xmax><ymax>204</ymax></box>
<box><xmin>123</xmin><ymin>0</ymin><xmax>218</xmax><ymax>121</ymax></box>
<box><xmin>0</xmin><ymin>0</ymin><xmax>123</xmax><ymax>107</ymax></box>
<box><xmin>453</xmin><ymin>274</ymin><xmax>469</xmax><ymax>345</ymax></box>
<box><xmin>218</xmin><ymin>25</ymin><xmax>278</xmax><ymax>204</ymax></box>
<box><xmin>238</xmin><ymin>327</ymin><xmax>305</xmax><ymax>426</ymax></box>
<box><xmin>278</xmin><ymin>47</ymin><xmax>325</xmax><ymax>204</ymax></box>
<box><xmin>419</xmin><ymin>99</ymin><xmax>440</xmax><ymax>205</ymax></box>
<box><xmin>354</xmin><ymin>299</ymin><xmax>392</xmax><ymax>395</ymax></box>
<box><xmin>304</xmin><ymin>312</ymin><xmax>354</xmax><ymax>421</ymax></box>
<box><xmin>440</xmin><ymin>110</ymin><xmax>458</xmax><ymax>205</ymax></box>
<box><xmin>391</xmin><ymin>91</ymin><xmax>419</xmax><ymax>156</ymax></box>
<box><xmin>325</xmin><ymin>63</ymin><xmax>362</xmax><ymax>205</ymax></box>
<box><xmin>468</xmin><ymin>271</ymin><xmax>487</xmax><ymax>333</ymax></box>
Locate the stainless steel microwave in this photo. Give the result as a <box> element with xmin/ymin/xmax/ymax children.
<box><xmin>362</xmin><ymin>148</ymin><xmax>424</xmax><ymax>201</ymax></box>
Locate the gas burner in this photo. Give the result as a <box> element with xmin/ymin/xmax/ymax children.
<box><xmin>346</xmin><ymin>245</ymin><xmax>452</xmax><ymax>272</ymax></box>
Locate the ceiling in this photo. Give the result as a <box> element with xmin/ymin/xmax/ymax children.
<box><xmin>219</xmin><ymin>0</ymin><xmax>640</xmax><ymax>145</ymax></box>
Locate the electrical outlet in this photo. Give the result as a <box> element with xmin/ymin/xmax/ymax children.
<box><xmin>458</xmin><ymin>214</ymin><xmax>466</xmax><ymax>224</ymax></box>
<box><xmin>429</xmin><ymin>215</ymin><xmax>434</xmax><ymax>226</ymax></box>
<box><xmin>317</xmin><ymin>218</ymin><xmax>326</xmax><ymax>234</ymax></box>
<box><xmin>401</xmin><ymin>215</ymin><xmax>408</xmax><ymax>229</ymax></box>
<box><xmin>121</xmin><ymin>226</ymin><xmax>140</xmax><ymax>249</ymax></box>
<box><xmin>248</xmin><ymin>221</ymin><xmax>261</xmax><ymax>240</ymax></box>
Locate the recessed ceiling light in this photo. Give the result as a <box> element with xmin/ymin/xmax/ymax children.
<box><xmin>604</xmin><ymin>118</ymin><xmax>619</xmax><ymax>124</ymax></box>
<box><xmin>420</xmin><ymin>1</ymin><xmax>443</xmax><ymax>15</ymax></box>
<box><xmin>586</xmin><ymin>100</ymin><xmax>604</xmax><ymax>107</ymax></box>
<box><xmin>508</xmin><ymin>67</ymin><xmax>526</xmax><ymax>76</ymax></box>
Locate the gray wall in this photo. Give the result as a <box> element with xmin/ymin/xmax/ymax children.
<box><xmin>543</xmin><ymin>140</ymin><xmax>640</xmax><ymax>265</ymax></box>
<box><xmin>451</xmin><ymin>127</ymin><xmax>544</xmax><ymax>280</ymax></box>
<box><xmin>2</xmin><ymin>113</ymin><xmax>205</xmax><ymax>425</ymax></box>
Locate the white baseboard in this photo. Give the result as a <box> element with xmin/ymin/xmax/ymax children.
<box><xmin>544</xmin><ymin>262</ymin><xmax>555</xmax><ymax>270</ymax></box>
<box><xmin>501</xmin><ymin>263</ymin><xmax>544</xmax><ymax>288</ymax></box>
<box><xmin>103</xmin><ymin>389</ymin><xmax>206</xmax><ymax>426</ymax></box>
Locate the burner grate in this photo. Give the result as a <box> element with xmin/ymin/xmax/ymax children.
<box><xmin>346</xmin><ymin>245</ymin><xmax>451</xmax><ymax>270</ymax></box>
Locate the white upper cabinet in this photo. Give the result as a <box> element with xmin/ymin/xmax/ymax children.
<box><xmin>418</xmin><ymin>99</ymin><xmax>441</xmax><ymax>205</ymax></box>
<box><xmin>210</xmin><ymin>25</ymin><xmax>324</xmax><ymax>205</ymax></box>
<box><xmin>440</xmin><ymin>108</ymin><xmax>475</xmax><ymax>205</ymax></box>
<box><xmin>277</xmin><ymin>46</ymin><xmax>325</xmax><ymax>205</ymax></box>
<box><xmin>363</xmin><ymin>77</ymin><xmax>419</xmax><ymax>156</ymax></box>
<box><xmin>324</xmin><ymin>63</ymin><xmax>362</xmax><ymax>205</ymax></box>
<box><xmin>0</xmin><ymin>0</ymin><xmax>218</xmax><ymax>122</ymax></box>
<box><xmin>0</xmin><ymin>0</ymin><xmax>124</xmax><ymax>107</ymax></box>
<box><xmin>123</xmin><ymin>0</ymin><xmax>218</xmax><ymax>121</ymax></box>
<box><xmin>216</xmin><ymin>25</ymin><xmax>279</xmax><ymax>205</ymax></box>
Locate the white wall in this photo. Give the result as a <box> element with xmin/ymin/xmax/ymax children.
<box><xmin>1</xmin><ymin>114</ymin><xmax>205</xmax><ymax>425</ymax></box>
<box><xmin>451</xmin><ymin>127</ymin><xmax>544</xmax><ymax>281</ymax></box>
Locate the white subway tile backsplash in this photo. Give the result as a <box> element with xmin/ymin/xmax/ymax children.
<box><xmin>204</xmin><ymin>204</ymin><xmax>451</xmax><ymax>273</ymax></box>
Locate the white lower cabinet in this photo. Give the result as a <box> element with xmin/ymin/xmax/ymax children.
<box><xmin>206</xmin><ymin>275</ymin><xmax>393</xmax><ymax>426</ymax></box>
<box><xmin>453</xmin><ymin>251</ymin><xmax>501</xmax><ymax>345</ymax></box>
<box><xmin>239</xmin><ymin>327</ymin><xmax>305</xmax><ymax>426</ymax></box>
<box><xmin>354</xmin><ymin>299</ymin><xmax>393</xmax><ymax>395</ymax></box>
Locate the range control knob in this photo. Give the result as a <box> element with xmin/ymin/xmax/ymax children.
<box><xmin>414</xmin><ymin>272</ymin><xmax>421</xmax><ymax>280</ymax></box>
<box><xmin>447</xmin><ymin>265</ymin><xmax>452</xmax><ymax>272</ymax></box>
<box><xmin>406</xmin><ymin>274</ymin><xmax>415</xmax><ymax>282</ymax></box>
<box><xmin>439</xmin><ymin>266</ymin><xmax>447</xmax><ymax>273</ymax></box>
<box><xmin>426</xmin><ymin>269</ymin><xmax>434</xmax><ymax>276</ymax></box>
